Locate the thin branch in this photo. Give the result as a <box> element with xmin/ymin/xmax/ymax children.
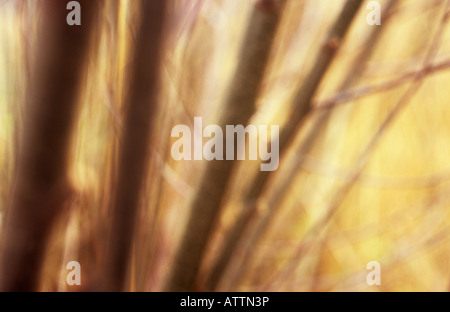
<box><xmin>206</xmin><ymin>0</ymin><xmax>364</xmax><ymax>291</ymax></box>
<box><xmin>242</xmin><ymin>178</ymin><xmax>450</xmax><ymax>290</ymax></box>
<box><xmin>297</xmin><ymin>155</ymin><xmax>450</xmax><ymax>190</ymax></box>
<box><xmin>164</xmin><ymin>0</ymin><xmax>286</xmax><ymax>292</ymax></box>
<box><xmin>263</xmin><ymin>1</ymin><xmax>450</xmax><ymax>290</ymax></box>
<box><xmin>314</xmin><ymin>57</ymin><xmax>450</xmax><ymax>110</ymax></box>
<box><xmin>335</xmin><ymin>196</ymin><xmax>450</xmax><ymax>291</ymax></box>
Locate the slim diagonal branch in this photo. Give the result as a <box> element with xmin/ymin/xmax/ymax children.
<box><xmin>264</xmin><ymin>0</ymin><xmax>450</xmax><ymax>290</ymax></box>
<box><xmin>315</xmin><ymin>57</ymin><xmax>450</xmax><ymax>110</ymax></box>
<box><xmin>165</xmin><ymin>0</ymin><xmax>286</xmax><ymax>292</ymax></box>
<box><xmin>207</xmin><ymin>0</ymin><xmax>364</xmax><ymax>291</ymax></box>
<box><xmin>223</xmin><ymin>0</ymin><xmax>398</xmax><ymax>290</ymax></box>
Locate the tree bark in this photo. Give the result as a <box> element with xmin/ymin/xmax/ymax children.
<box><xmin>101</xmin><ymin>0</ymin><xmax>167</xmax><ymax>292</ymax></box>
<box><xmin>165</xmin><ymin>0</ymin><xmax>286</xmax><ymax>292</ymax></box>
<box><xmin>207</xmin><ymin>0</ymin><xmax>364</xmax><ymax>290</ymax></box>
<box><xmin>0</xmin><ymin>0</ymin><xmax>101</xmax><ymax>292</ymax></box>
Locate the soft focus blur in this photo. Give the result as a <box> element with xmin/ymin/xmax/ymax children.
<box><xmin>1</xmin><ymin>0</ymin><xmax>450</xmax><ymax>291</ymax></box>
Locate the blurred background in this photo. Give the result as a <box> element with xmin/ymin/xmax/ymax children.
<box><xmin>1</xmin><ymin>0</ymin><xmax>450</xmax><ymax>291</ymax></box>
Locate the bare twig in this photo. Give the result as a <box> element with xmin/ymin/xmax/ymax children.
<box><xmin>263</xmin><ymin>0</ymin><xmax>450</xmax><ymax>291</ymax></box>
<box><xmin>294</xmin><ymin>155</ymin><xmax>450</xmax><ymax>190</ymax></box>
<box><xmin>207</xmin><ymin>0</ymin><xmax>364</xmax><ymax>291</ymax></box>
<box><xmin>222</xmin><ymin>0</ymin><xmax>397</xmax><ymax>290</ymax></box>
<box><xmin>165</xmin><ymin>0</ymin><xmax>286</xmax><ymax>292</ymax></box>
<box><xmin>314</xmin><ymin>57</ymin><xmax>450</xmax><ymax>110</ymax></box>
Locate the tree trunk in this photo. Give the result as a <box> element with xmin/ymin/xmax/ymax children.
<box><xmin>0</xmin><ymin>0</ymin><xmax>101</xmax><ymax>291</ymax></box>
<box><xmin>101</xmin><ymin>0</ymin><xmax>167</xmax><ymax>292</ymax></box>
<box><xmin>165</xmin><ymin>0</ymin><xmax>286</xmax><ymax>292</ymax></box>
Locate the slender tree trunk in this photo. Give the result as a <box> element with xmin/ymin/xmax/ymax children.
<box><xmin>218</xmin><ymin>0</ymin><xmax>398</xmax><ymax>290</ymax></box>
<box><xmin>207</xmin><ymin>0</ymin><xmax>364</xmax><ymax>290</ymax></box>
<box><xmin>0</xmin><ymin>0</ymin><xmax>101</xmax><ymax>292</ymax></box>
<box><xmin>101</xmin><ymin>1</ymin><xmax>167</xmax><ymax>292</ymax></box>
<box><xmin>165</xmin><ymin>0</ymin><xmax>286</xmax><ymax>292</ymax></box>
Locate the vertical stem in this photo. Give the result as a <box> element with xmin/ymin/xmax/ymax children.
<box><xmin>0</xmin><ymin>0</ymin><xmax>101</xmax><ymax>291</ymax></box>
<box><xmin>102</xmin><ymin>1</ymin><xmax>167</xmax><ymax>292</ymax></box>
<box><xmin>229</xmin><ymin>0</ymin><xmax>398</xmax><ymax>290</ymax></box>
<box><xmin>165</xmin><ymin>0</ymin><xmax>286</xmax><ymax>292</ymax></box>
<box><xmin>207</xmin><ymin>0</ymin><xmax>364</xmax><ymax>291</ymax></box>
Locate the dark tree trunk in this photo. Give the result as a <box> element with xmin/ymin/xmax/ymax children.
<box><xmin>165</xmin><ymin>0</ymin><xmax>286</xmax><ymax>292</ymax></box>
<box><xmin>0</xmin><ymin>0</ymin><xmax>101</xmax><ymax>291</ymax></box>
<box><xmin>101</xmin><ymin>1</ymin><xmax>167</xmax><ymax>292</ymax></box>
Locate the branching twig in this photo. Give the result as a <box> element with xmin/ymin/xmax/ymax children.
<box><xmin>165</xmin><ymin>0</ymin><xmax>286</xmax><ymax>292</ymax></box>
<box><xmin>206</xmin><ymin>0</ymin><xmax>364</xmax><ymax>291</ymax></box>
<box><xmin>314</xmin><ymin>57</ymin><xmax>450</xmax><ymax>110</ymax></box>
<box><xmin>263</xmin><ymin>0</ymin><xmax>450</xmax><ymax>290</ymax></box>
<box><xmin>221</xmin><ymin>0</ymin><xmax>397</xmax><ymax>290</ymax></box>
<box><xmin>295</xmin><ymin>155</ymin><xmax>450</xmax><ymax>189</ymax></box>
